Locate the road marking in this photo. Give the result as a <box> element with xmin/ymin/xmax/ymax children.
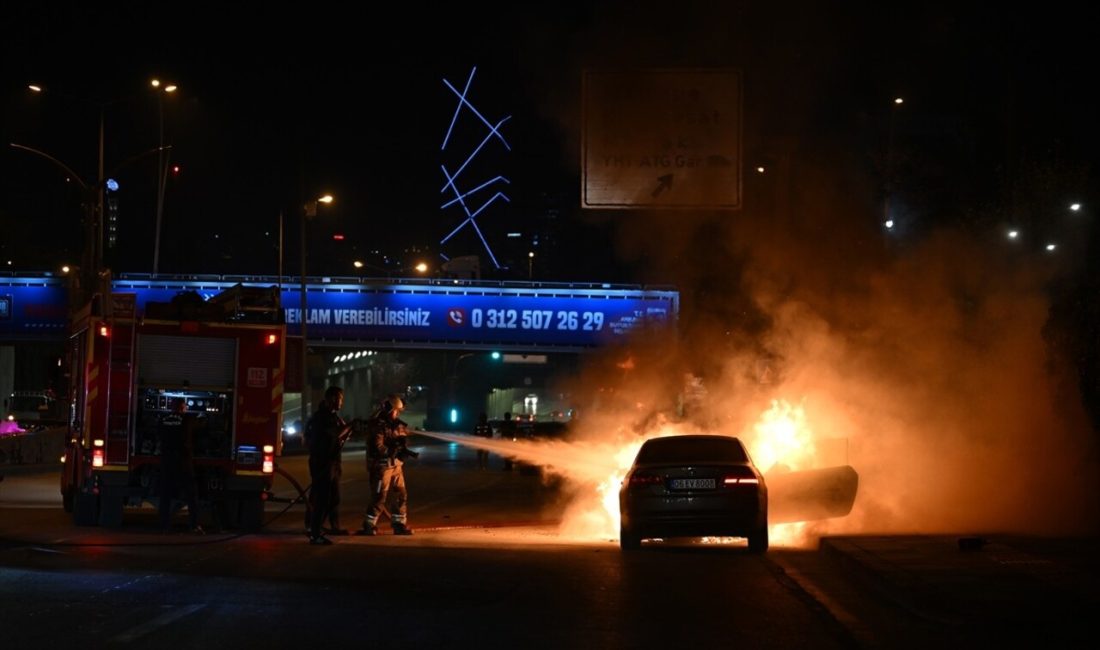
<box><xmin>110</xmin><ymin>604</ymin><xmax>205</xmax><ymax>643</ymax></box>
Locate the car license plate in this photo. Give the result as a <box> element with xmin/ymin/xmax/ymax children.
<box><xmin>669</xmin><ymin>478</ymin><xmax>715</xmax><ymax>490</ymax></box>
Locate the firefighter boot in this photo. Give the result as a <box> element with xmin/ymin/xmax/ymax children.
<box><xmin>392</xmin><ymin>523</ymin><xmax>414</xmax><ymax>536</ymax></box>
<box><xmin>326</xmin><ymin>515</ymin><xmax>349</xmax><ymax>536</ymax></box>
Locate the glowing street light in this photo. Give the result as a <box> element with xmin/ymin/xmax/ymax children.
<box><xmin>353</xmin><ymin>260</ymin><xmax>364</xmax><ymax>269</ymax></box>
<box><xmin>414</xmin><ymin>262</ymin><xmax>428</xmax><ymax>273</ymax></box>
<box><xmin>756</xmin><ymin>166</ymin><xmax>765</xmax><ymax>173</ymax></box>
<box><xmin>884</xmin><ymin>219</ymin><xmax>895</xmax><ymax>230</ymax></box>
<box><xmin>1046</xmin><ymin>243</ymin><xmax>1057</xmax><ymax>252</ymax></box>
<box><xmin>298</xmin><ymin>193</ymin><xmax>334</xmax><ymax>419</ymax></box>
<box><xmin>1007</xmin><ymin>230</ymin><xmax>1019</xmax><ymax>240</ymax></box>
<box><xmin>151</xmin><ymin>78</ymin><xmax>181</xmax><ymax>275</ymax></box>
<box><xmin>1070</xmin><ymin>203</ymin><xmax>1081</xmax><ymax>212</ymax></box>
<box><xmin>61</xmin><ymin>265</ymin><xmax>71</xmax><ymax>274</ymax></box>
<box><xmin>894</xmin><ymin>97</ymin><xmax>904</xmax><ymax>105</ymax></box>
<box><xmin>27</xmin><ymin>84</ymin><xmax>42</xmax><ymax>93</ymax></box>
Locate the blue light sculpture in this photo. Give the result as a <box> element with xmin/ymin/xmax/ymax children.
<box><xmin>440</xmin><ymin>67</ymin><xmax>511</xmax><ymax>269</ymax></box>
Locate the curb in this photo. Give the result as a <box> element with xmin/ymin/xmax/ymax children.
<box><xmin>820</xmin><ymin>537</ymin><xmax>961</xmax><ymax>627</ymax></box>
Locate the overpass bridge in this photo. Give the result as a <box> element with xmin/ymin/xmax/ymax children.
<box><xmin>1</xmin><ymin>273</ymin><xmax>679</xmax><ymax>352</ymax></box>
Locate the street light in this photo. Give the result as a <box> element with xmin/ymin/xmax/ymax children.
<box><xmin>299</xmin><ymin>194</ymin><xmax>334</xmax><ymax>420</ymax></box>
<box><xmin>151</xmin><ymin>78</ymin><xmax>180</xmax><ymax>275</ymax></box>
<box><xmin>414</xmin><ymin>262</ymin><xmax>429</xmax><ymax>274</ymax></box>
<box><xmin>527</xmin><ymin>251</ymin><xmax>534</xmax><ymax>279</ymax></box>
<box><xmin>14</xmin><ymin>84</ymin><xmax>169</xmax><ymax>306</ymax></box>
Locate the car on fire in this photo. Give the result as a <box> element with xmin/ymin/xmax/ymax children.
<box><xmin>618</xmin><ymin>434</ymin><xmax>768</xmax><ymax>552</ymax></box>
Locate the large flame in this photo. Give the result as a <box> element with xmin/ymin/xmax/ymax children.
<box><xmin>422</xmin><ymin>398</ymin><xmax>827</xmax><ymax>547</ymax></box>
<box><xmin>576</xmin><ymin>398</ymin><xmax>820</xmax><ymax>546</ymax></box>
<box><xmin>748</xmin><ymin>399</ymin><xmax>816</xmax><ymax>473</ymax></box>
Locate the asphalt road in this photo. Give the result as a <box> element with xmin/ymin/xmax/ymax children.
<box><xmin>2</xmin><ymin>438</ymin><xmax>1097</xmax><ymax>648</ymax></box>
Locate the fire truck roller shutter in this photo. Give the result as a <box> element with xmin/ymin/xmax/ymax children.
<box><xmin>137</xmin><ymin>335</ymin><xmax>237</xmax><ymax>388</ymax></box>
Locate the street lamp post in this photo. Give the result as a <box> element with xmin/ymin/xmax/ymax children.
<box><xmin>151</xmin><ymin>79</ymin><xmax>178</xmax><ymax>276</ymax></box>
<box><xmin>883</xmin><ymin>97</ymin><xmax>904</xmax><ymax>228</ymax></box>
<box><xmin>299</xmin><ymin>194</ymin><xmax>334</xmax><ymax>420</ymax></box>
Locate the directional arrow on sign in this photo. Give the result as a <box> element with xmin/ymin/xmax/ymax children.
<box><xmin>651</xmin><ymin>174</ymin><xmax>673</xmax><ymax>198</ymax></box>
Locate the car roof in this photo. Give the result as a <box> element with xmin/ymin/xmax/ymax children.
<box><xmin>635</xmin><ymin>434</ymin><xmax>751</xmax><ymax>465</ymax></box>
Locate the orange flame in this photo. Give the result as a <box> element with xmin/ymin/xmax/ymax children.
<box><xmin>574</xmin><ymin>398</ymin><xmax>820</xmax><ymax>547</ymax></box>
<box><xmin>748</xmin><ymin>399</ymin><xmax>816</xmax><ymax>473</ymax></box>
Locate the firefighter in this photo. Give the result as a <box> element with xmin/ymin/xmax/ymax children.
<box><xmin>360</xmin><ymin>394</ymin><xmax>414</xmax><ymax>535</ymax></box>
<box><xmin>158</xmin><ymin>398</ymin><xmax>203</xmax><ymax>534</ymax></box>
<box><xmin>307</xmin><ymin>386</ymin><xmax>353</xmax><ymax>545</ymax></box>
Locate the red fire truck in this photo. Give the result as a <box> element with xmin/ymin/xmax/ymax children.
<box><xmin>60</xmin><ymin>284</ymin><xmax>285</xmax><ymax>529</ymax></box>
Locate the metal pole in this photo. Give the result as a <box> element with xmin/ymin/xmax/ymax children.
<box><xmin>96</xmin><ymin>107</ymin><xmax>105</xmax><ymax>276</ymax></box>
<box><xmin>153</xmin><ymin>94</ymin><xmax>164</xmax><ymax>275</ymax></box>
<box><xmin>883</xmin><ymin>106</ymin><xmax>897</xmax><ymax>227</ymax></box>
<box><xmin>300</xmin><ymin>207</ymin><xmax>309</xmax><ymax>421</ymax></box>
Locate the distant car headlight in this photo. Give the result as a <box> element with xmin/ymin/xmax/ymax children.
<box><xmin>283</xmin><ymin>425</ymin><xmax>297</xmax><ymax>436</ymax></box>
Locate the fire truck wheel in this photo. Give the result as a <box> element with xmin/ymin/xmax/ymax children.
<box><xmin>73</xmin><ymin>492</ymin><xmax>99</xmax><ymax>527</ymax></box>
<box><xmin>98</xmin><ymin>494</ymin><xmax>124</xmax><ymax>528</ymax></box>
<box><xmin>215</xmin><ymin>498</ymin><xmax>239</xmax><ymax>530</ymax></box>
<box><xmin>239</xmin><ymin>496</ymin><xmax>264</xmax><ymax>531</ymax></box>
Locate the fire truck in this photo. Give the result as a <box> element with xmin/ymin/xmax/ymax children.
<box><xmin>60</xmin><ymin>284</ymin><xmax>286</xmax><ymax>529</ymax></box>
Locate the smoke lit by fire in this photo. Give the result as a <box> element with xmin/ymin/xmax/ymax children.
<box><xmin>422</xmin><ymin>397</ymin><xmax>831</xmax><ymax>548</ymax></box>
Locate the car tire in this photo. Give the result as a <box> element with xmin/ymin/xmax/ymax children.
<box><xmin>62</xmin><ymin>488</ymin><xmax>74</xmax><ymax>513</ymax></box>
<box><xmin>620</xmin><ymin>526</ymin><xmax>641</xmax><ymax>551</ymax></box>
<box><xmin>748</xmin><ymin>527</ymin><xmax>769</xmax><ymax>553</ymax></box>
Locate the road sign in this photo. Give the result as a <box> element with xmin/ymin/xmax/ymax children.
<box><xmin>582</xmin><ymin>69</ymin><xmax>742</xmax><ymax>209</ymax></box>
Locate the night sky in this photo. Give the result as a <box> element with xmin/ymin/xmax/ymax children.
<box><xmin>1</xmin><ymin>2</ymin><xmax>1096</xmax><ymax>283</ymax></box>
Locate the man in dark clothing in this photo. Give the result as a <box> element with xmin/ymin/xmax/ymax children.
<box><xmin>307</xmin><ymin>386</ymin><xmax>353</xmax><ymax>545</ymax></box>
<box><xmin>473</xmin><ymin>411</ymin><xmax>492</xmax><ymax>469</ymax></box>
<box><xmin>158</xmin><ymin>398</ymin><xmax>203</xmax><ymax>534</ymax></box>
<box><xmin>361</xmin><ymin>394</ymin><xmax>414</xmax><ymax>535</ymax></box>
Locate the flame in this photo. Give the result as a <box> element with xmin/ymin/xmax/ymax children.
<box><xmin>580</xmin><ymin>398</ymin><xmax>819</xmax><ymax>547</ymax></box>
<box><xmin>426</xmin><ymin>397</ymin><xmax>827</xmax><ymax>548</ymax></box>
<box><xmin>749</xmin><ymin>399</ymin><xmax>816</xmax><ymax>473</ymax></box>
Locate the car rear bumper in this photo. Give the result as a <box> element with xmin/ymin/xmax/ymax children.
<box><xmin>621</xmin><ymin>491</ymin><xmax>767</xmax><ymax>538</ymax></box>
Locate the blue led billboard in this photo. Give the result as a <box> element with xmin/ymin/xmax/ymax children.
<box><xmin>114</xmin><ymin>278</ymin><xmax>678</xmax><ymax>351</ymax></box>
<box><xmin>0</xmin><ymin>277</ymin><xmax>69</xmax><ymax>341</ymax></box>
<box><xmin>1</xmin><ymin>276</ymin><xmax>678</xmax><ymax>351</ymax></box>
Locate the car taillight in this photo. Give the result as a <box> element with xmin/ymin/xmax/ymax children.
<box><xmin>92</xmin><ymin>448</ymin><xmax>104</xmax><ymax>468</ymax></box>
<box><xmin>723</xmin><ymin>476</ymin><xmax>759</xmax><ymax>485</ymax></box>
<box><xmin>722</xmin><ymin>466</ymin><xmax>759</xmax><ymax>486</ymax></box>
<box><xmin>628</xmin><ymin>472</ymin><xmax>663</xmax><ymax>487</ymax></box>
<box><xmin>262</xmin><ymin>445</ymin><xmax>274</xmax><ymax>474</ymax></box>
<box><xmin>722</xmin><ymin>470</ymin><xmax>759</xmax><ymax>486</ymax></box>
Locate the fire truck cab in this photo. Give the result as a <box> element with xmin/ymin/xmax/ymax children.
<box><xmin>60</xmin><ymin>284</ymin><xmax>285</xmax><ymax>529</ymax></box>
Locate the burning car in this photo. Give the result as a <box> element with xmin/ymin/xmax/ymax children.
<box><xmin>618</xmin><ymin>434</ymin><xmax>768</xmax><ymax>552</ymax></box>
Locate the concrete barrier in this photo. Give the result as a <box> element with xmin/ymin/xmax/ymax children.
<box><xmin>0</xmin><ymin>427</ymin><xmax>67</xmax><ymax>468</ymax></box>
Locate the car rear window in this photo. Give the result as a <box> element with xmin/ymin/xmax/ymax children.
<box><xmin>636</xmin><ymin>436</ymin><xmax>748</xmax><ymax>464</ymax></box>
